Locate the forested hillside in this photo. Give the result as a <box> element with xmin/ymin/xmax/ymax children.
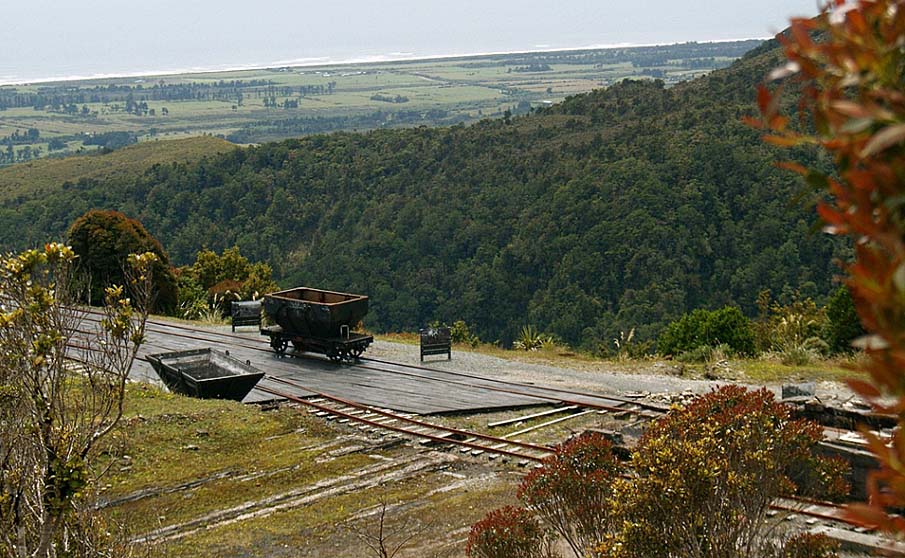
<box><xmin>0</xmin><ymin>37</ymin><xmax>846</xmax><ymax>350</ymax></box>
<box><xmin>0</xmin><ymin>136</ymin><xmax>233</xmax><ymax>202</ymax></box>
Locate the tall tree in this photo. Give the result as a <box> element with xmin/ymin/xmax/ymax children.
<box><xmin>67</xmin><ymin>209</ymin><xmax>177</xmax><ymax>312</ymax></box>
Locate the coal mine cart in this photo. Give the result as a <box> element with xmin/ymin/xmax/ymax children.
<box><xmin>261</xmin><ymin>287</ymin><xmax>373</xmax><ymax>362</ymax></box>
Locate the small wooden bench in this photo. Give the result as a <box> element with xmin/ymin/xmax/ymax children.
<box><xmin>231</xmin><ymin>300</ymin><xmax>262</xmax><ymax>332</ymax></box>
<box><xmin>420</xmin><ymin>327</ymin><xmax>451</xmax><ymax>361</ymax></box>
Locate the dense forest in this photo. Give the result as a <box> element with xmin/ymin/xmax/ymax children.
<box><xmin>0</xmin><ymin>37</ymin><xmax>846</xmax><ymax>350</ymax></box>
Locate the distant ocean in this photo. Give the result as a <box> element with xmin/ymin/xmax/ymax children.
<box><xmin>0</xmin><ymin>38</ymin><xmax>768</xmax><ymax>87</ymax></box>
<box><xmin>3</xmin><ymin>0</ymin><xmax>817</xmax><ymax>87</ymax></box>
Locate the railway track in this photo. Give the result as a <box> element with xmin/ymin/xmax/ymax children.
<box><xmin>70</xmin><ymin>312</ymin><xmax>643</xmax><ymax>463</ymax></box>
<box><xmin>260</xmin><ymin>375</ymin><xmax>867</xmax><ymax>528</ymax></box>
<box><xmin>65</xmin><ymin>310</ymin><xmax>884</xmax><ymax>536</ymax></box>
<box><xmin>72</xmin><ymin>309</ymin><xmax>666</xmax><ymax>418</ymax></box>
<box><xmin>257</xmin><ymin>375</ymin><xmax>558</xmax><ymax>463</ymax></box>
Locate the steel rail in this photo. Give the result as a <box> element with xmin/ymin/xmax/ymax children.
<box><xmin>58</xmin><ymin>347</ymin><xmax>877</xmax><ymax>531</ymax></box>
<box><xmin>255</xmin><ymin>382</ymin><xmax>552</xmax><ymax>462</ymax></box>
<box><xmin>770</xmin><ymin>498</ymin><xmax>865</xmax><ymax>528</ymax></box>
<box><xmin>347</xmin><ymin>360</ymin><xmax>647</xmax><ymax>416</ymax></box>
<box><xmin>73</xmin><ymin>310</ymin><xmax>658</xmax><ymax>417</ymax></box>
<box><xmin>74</xmin><ymin>309</ymin><xmax>666</xmax><ymax>411</ymax></box>
<box><xmin>360</xmin><ymin>355</ymin><xmax>670</xmax><ymax>413</ymax></box>
<box><xmin>265</xmin><ymin>375</ymin><xmax>554</xmax><ymax>455</ymax></box>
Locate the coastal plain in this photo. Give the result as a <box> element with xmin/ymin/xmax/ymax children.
<box><xmin>0</xmin><ymin>40</ymin><xmax>759</xmax><ymax>162</ymax></box>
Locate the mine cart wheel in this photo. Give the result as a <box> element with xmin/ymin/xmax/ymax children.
<box><xmin>271</xmin><ymin>337</ymin><xmax>289</xmax><ymax>355</ymax></box>
<box><xmin>350</xmin><ymin>346</ymin><xmax>365</xmax><ymax>360</ymax></box>
<box><xmin>326</xmin><ymin>349</ymin><xmax>342</xmax><ymax>363</ymax></box>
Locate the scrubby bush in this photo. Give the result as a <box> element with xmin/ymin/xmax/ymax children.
<box><xmin>175</xmin><ymin>271</ymin><xmax>207</xmax><ymax>320</ymax></box>
<box><xmin>752</xmin><ymin>293</ymin><xmax>834</xmax><ymax>365</ymax></box>
<box><xmin>469</xmin><ymin>387</ymin><xmax>847</xmax><ymax>558</ymax></box>
<box><xmin>0</xmin><ymin>245</ymin><xmax>155</xmax><ymax>558</ymax></box>
<box><xmin>783</xmin><ymin>533</ymin><xmax>839</xmax><ymax>558</ymax></box>
<box><xmin>769</xmin><ymin>298</ymin><xmax>828</xmax><ymax>365</ymax></box>
<box><xmin>189</xmin><ymin>246</ymin><xmax>277</xmax><ymax>300</ymax></box>
<box><xmin>602</xmin><ymin>386</ymin><xmax>848</xmax><ymax>558</ymax></box>
<box><xmin>426</xmin><ymin>320</ymin><xmax>481</xmax><ymax>346</ymax></box>
<box><xmin>177</xmin><ymin>246</ymin><xmax>278</xmax><ymax>319</ymax></box>
<box><xmin>450</xmin><ymin>320</ymin><xmax>481</xmax><ymax>347</ymax></box>
<box><xmin>658</xmin><ymin>306</ymin><xmax>755</xmax><ymax>357</ymax></box>
<box><xmin>514</xmin><ymin>325</ymin><xmax>554</xmax><ymax>351</ymax></box>
<box><xmin>518</xmin><ymin>433</ymin><xmax>619</xmax><ymax>557</ymax></box>
<box><xmin>609</xmin><ymin>328</ymin><xmax>653</xmax><ymax>360</ymax></box>
<box><xmin>675</xmin><ymin>343</ymin><xmax>733</xmax><ymax>364</ymax></box>
<box><xmin>466</xmin><ymin>506</ymin><xmax>550</xmax><ymax>558</ymax></box>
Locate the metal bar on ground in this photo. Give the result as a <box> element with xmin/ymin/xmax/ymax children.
<box><xmin>254</xmin><ymin>384</ymin><xmax>551</xmax><ymax>462</ymax></box>
<box><xmin>502</xmin><ymin>410</ymin><xmax>595</xmax><ymax>439</ymax></box>
<box><xmin>488</xmin><ymin>405</ymin><xmax>579</xmax><ymax>428</ymax></box>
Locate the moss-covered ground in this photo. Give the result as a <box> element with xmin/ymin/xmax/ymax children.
<box><xmin>97</xmin><ymin>331</ymin><xmax>864</xmax><ymax>557</ymax></box>
<box><xmin>97</xmin><ymin>383</ymin><xmax>524</xmax><ymax>557</ymax></box>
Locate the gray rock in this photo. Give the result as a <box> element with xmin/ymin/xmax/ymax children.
<box><xmin>782</xmin><ymin>381</ymin><xmax>816</xmax><ymax>399</ymax></box>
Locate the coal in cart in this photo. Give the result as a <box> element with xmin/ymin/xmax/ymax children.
<box><xmin>260</xmin><ymin>287</ymin><xmax>373</xmax><ymax>362</ymax></box>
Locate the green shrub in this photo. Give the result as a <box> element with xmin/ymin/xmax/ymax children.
<box><xmin>676</xmin><ymin>344</ymin><xmax>714</xmax><ymax>363</ymax></box>
<box><xmin>513</xmin><ymin>325</ymin><xmax>553</xmax><ymax>351</ymax></box>
<box><xmin>658</xmin><ymin>307</ymin><xmax>755</xmax><ymax>357</ymax></box>
<box><xmin>675</xmin><ymin>343</ymin><xmax>734</xmax><ymax>364</ymax></box>
<box><xmin>779</xmin><ymin>338</ymin><xmax>829</xmax><ymax>366</ymax></box>
<box><xmin>605</xmin><ymin>386</ymin><xmax>848</xmax><ymax>557</ymax></box>
<box><xmin>518</xmin><ymin>433</ymin><xmax>619</xmax><ymax>557</ymax></box>
<box><xmin>823</xmin><ymin>286</ymin><xmax>865</xmax><ymax>354</ymax></box>
<box><xmin>783</xmin><ymin>533</ymin><xmax>840</xmax><ymax>558</ymax></box>
<box><xmin>450</xmin><ymin>320</ymin><xmax>481</xmax><ymax>347</ymax></box>
<box><xmin>188</xmin><ymin>246</ymin><xmax>278</xmax><ymax>301</ymax></box>
<box><xmin>611</xmin><ymin>328</ymin><xmax>653</xmax><ymax>360</ymax></box>
<box><xmin>752</xmin><ymin>291</ymin><xmax>834</xmax><ymax>363</ymax></box>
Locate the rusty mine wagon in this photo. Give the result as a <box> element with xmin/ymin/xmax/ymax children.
<box><xmin>260</xmin><ymin>287</ymin><xmax>373</xmax><ymax>362</ymax></box>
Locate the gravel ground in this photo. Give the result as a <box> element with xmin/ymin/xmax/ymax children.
<box><xmin>137</xmin><ymin>320</ymin><xmax>859</xmax><ymax>407</ymax></box>
<box><xmin>364</xmin><ymin>339</ymin><xmax>857</xmax><ymax>405</ymax></box>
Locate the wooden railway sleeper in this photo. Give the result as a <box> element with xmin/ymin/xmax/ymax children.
<box><xmin>258</xmin><ymin>381</ymin><xmax>552</xmax><ymax>461</ymax></box>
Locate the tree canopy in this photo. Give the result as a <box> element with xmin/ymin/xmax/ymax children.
<box><xmin>67</xmin><ymin>209</ymin><xmax>177</xmax><ymax>312</ymax></box>
<box><xmin>2</xmin><ymin>38</ymin><xmax>847</xmax><ymax>348</ymax></box>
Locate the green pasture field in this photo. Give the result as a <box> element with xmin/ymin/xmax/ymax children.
<box><xmin>0</xmin><ymin>40</ymin><xmax>762</xmax><ymax>163</ymax></box>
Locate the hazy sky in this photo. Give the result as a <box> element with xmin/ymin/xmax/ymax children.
<box><xmin>4</xmin><ymin>0</ymin><xmax>820</xmax><ymax>83</ymax></box>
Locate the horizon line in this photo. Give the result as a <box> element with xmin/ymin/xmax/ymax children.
<box><xmin>0</xmin><ymin>36</ymin><xmax>769</xmax><ymax>88</ymax></box>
